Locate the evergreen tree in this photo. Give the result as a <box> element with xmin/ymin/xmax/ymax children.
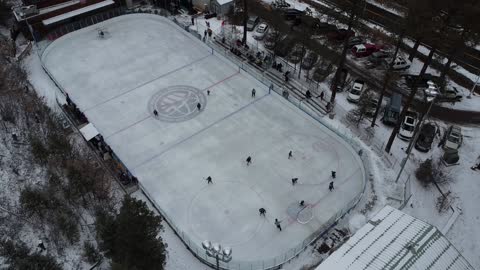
<box><xmin>96</xmin><ymin>196</ymin><xmax>167</xmax><ymax>270</ymax></box>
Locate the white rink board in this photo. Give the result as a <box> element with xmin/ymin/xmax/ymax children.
<box><xmin>42</xmin><ymin>14</ymin><xmax>365</xmax><ymax>262</ymax></box>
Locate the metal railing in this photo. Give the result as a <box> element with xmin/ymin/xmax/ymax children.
<box><xmin>38</xmin><ymin>12</ymin><xmax>371</xmax><ymax>270</ymax></box>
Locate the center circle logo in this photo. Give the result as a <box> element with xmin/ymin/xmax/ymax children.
<box><xmin>148</xmin><ymin>85</ymin><xmax>206</xmax><ymax>122</ymax></box>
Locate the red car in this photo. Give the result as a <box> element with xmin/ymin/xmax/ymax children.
<box><xmin>351</xmin><ymin>44</ymin><xmax>382</xmax><ymax>58</ymax></box>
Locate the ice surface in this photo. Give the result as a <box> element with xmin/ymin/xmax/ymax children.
<box><xmin>42</xmin><ymin>14</ymin><xmax>365</xmax><ymax>262</ymax></box>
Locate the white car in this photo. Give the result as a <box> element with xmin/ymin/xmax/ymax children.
<box><xmin>391</xmin><ymin>56</ymin><xmax>411</xmax><ymax>70</ymax></box>
<box><xmin>398</xmin><ymin>111</ymin><xmax>418</xmax><ymax>140</ymax></box>
<box><xmin>253</xmin><ymin>23</ymin><xmax>269</xmax><ymax>40</ymax></box>
<box><xmin>443</xmin><ymin>125</ymin><xmax>463</xmax><ymax>150</ymax></box>
<box><xmin>347</xmin><ymin>80</ymin><xmax>365</xmax><ymax>103</ymax></box>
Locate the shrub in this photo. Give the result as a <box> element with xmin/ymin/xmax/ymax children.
<box><xmin>83</xmin><ymin>241</ymin><xmax>102</xmax><ymax>264</ymax></box>
<box><xmin>30</xmin><ymin>137</ymin><xmax>49</xmax><ymax>164</ymax></box>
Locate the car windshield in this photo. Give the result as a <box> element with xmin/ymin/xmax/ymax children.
<box><xmin>449</xmin><ymin>133</ymin><xmax>460</xmax><ymax>143</ymax></box>
<box><xmin>388</xmin><ymin>111</ymin><xmax>399</xmax><ymax>119</ymax></box>
<box><xmin>405</xmin><ymin>117</ymin><xmax>415</xmax><ymax>125</ymax></box>
<box><xmin>402</xmin><ymin>123</ymin><xmax>414</xmax><ymax>132</ymax></box>
<box><xmin>350</xmin><ymin>89</ymin><xmax>361</xmax><ymax>95</ymax></box>
<box><xmin>257</xmin><ymin>26</ymin><xmax>267</xmax><ymax>33</ymax></box>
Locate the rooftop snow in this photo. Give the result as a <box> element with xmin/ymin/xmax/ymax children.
<box><xmin>42</xmin><ymin>0</ymin><xmax>114</xmax><ymax>25</ymax></box>
<box><xmin>316</xmin><ymin>206</ymin><xmax>475</xmax><ymax>270</ymax></box>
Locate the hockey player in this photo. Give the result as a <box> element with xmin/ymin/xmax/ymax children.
<box><xmin>246</xmin><ymin>156</ymin><xmax>252</xmax><ymax>165</ymax></box>
<box><xmin>274</xmin><ymin>219</ymin><xmax>282</xmax><ymax>231</ymax></box>
<box><xmin>197</xmin><ymin>103</ymin><xmax>202</xmax><ymax>111</ymax></box>
<box><xmin>331</xmin><ymin>171</ymin><xmax>336</xmax><ymax>179</ymax></box>
<box><xmin>329</xmin><ymin>181</ymin><xmax>334</xmax><ymax>191</ymax></box>
<box><xmin>252</xmin><ymin>88</ymin><xmax>256</xmax><ymax>98</ymax></box>
<box><xmin>288</xmin><ymin>150</ymin><xmax>293</xmax><ymax>159</ymax></box>
<box><xmin>206</xmin><ymin>176</ymin><xmax>212</xmax><ymax>184</ymax></box>
<box><xmin>259</xmin><ymin>208</ymin><xmax>266</xmax><ymax>216</ymax></box>
<box><xmin>291</xmin><ymin>178</ymin><xmax>298</xmax><ymax>185</ymax></box>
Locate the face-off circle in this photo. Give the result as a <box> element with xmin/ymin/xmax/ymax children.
<box><xmin>148</xmin><ymin>85</ymin><xmax>206</xmax><ymax>122</ymax></box>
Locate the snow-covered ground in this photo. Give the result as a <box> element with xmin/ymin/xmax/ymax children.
<box><xmin>40</xmin><ymin>13</ymin><xmax>365</xmax><ymax>265</ymax></box>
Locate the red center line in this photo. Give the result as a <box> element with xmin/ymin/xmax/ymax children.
<box><xmin>202</xmin><ymin>71</ymin><xmax>240</xmax><ymax>92</ymax></box>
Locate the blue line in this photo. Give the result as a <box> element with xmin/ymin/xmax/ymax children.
<box><xmin>132</xmin><ymin>93</ymin><xmax>270</xmax><ymax>171</ymax></box>
<box><xmin>84</xmin><ymin>53</ymin><xmax>212</xmax><ymax>112</ymax></box>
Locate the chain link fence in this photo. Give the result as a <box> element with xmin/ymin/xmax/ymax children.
<box><xmin>39</xmin><ymin>12</ymin><xmax>371</xmax><ymax>270</ymax></box>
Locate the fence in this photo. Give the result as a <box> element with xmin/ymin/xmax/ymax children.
<box><xmin>39</xmin><ymin>12</ymin><xmax>371</xmax><ymax>270</ymax></box>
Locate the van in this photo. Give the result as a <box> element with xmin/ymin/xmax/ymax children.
<box><xmin>382</xmin><ymin>93</ymin><xmax>402</xmax><ymax>126</ymax></box>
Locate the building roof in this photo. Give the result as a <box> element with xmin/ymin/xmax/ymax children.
<box><xmin>316</xmin><ymin>206</ymin><xmax>475</xmax><ymax>270</ymax></box>
<box><xmin>42</xmin><ymin>0</ymin><xmax>114</xmax><ymax>25</ymax></box>
<box><xmin>214</xmin><ymin>0</ymin><xmax>233</xmax><ymax>6</ymax></box>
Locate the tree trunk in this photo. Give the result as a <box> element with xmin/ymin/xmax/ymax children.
<box><xmin>329</xmin><ymin>0</ymin><xmax>358</xmax><ymax>104</ymax></box>
<box><xmin>385</xmin><ymin>48</ymin><xmax>435</xmax><ymax>153</ymax></box>
<box><xmin>242</xmin><ymin>0</ymin><xmax>248</xmax><ymax>44</ymax></box>
<box><xmin>408</xmin><ymin>38</ymin><xmax>422</xmax><ymax>62</ymax></box>
<box><xmin>371</xmin><ymin>29</ymin><xmax>405</xmax><ymax>127</ymax></box>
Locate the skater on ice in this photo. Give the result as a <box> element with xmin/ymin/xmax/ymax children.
<box><xmin>246</xmin><ymin>156</ymin><xmax>252</xmax><ymax>166</ymax></box>
<box><xmin>197</xmin><ymin>103</ymin><xmax>202</xmax><ymax>111</ymax></box>
<box><xmin>331</xmin><ymin>171</ymin><xmax>336</xmax><ymax>179</ymax></box>
<box><xmin>251</xmin><ymin>88</ymin><xmax>256</xmax><ymax>98</ymax></box>
<box><xmin>153</xmin><ymin>109</ymin><xmax>158</xmax><ymax>117</ymax></box>
<box><xmin>329</xmin><ymin>181</ymin><xmax>334</xmax><ymax>191</ymax></box>
<box><xmin>206</xmin><ymin>176</ymin><xmax>212</xmax><ymax>184</ymax></box>
<box><xmin>274</xmin><ymin>219</ymin><xmax>282</xmax><ymax>231</ymax></box>
<box><xmin>291</xmin><ymin>178</ymin><xmax>298</xmax><ymax>185</ymax></box>
<box><xmin>288</xmin><ymin>150</ymin><xmax>293</xmax><ymax>159</ymax></box>
<box><xmin>207</xmin><ymin>90</ymin><xmax>210</xmax><ymax>96</ymax></box>
<box><xmin>299</xmin><ymin>200</ymin><xmax>305</xmax><ymax>207</ymax></box>
<box><xmin>259</xmin><ymin>208</ymin><xmax>266</xmax><ymax>216</ymax></box>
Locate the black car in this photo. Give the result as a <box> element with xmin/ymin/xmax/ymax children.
<box><xmin>403</xmin><ymin>73</ymin><xmax>441</xmax><ymax>88</ymax></box>
<box><xmin>415</xmin><ymin>123</ymin><xmax>436</xmax><ymax>152</ymax></box>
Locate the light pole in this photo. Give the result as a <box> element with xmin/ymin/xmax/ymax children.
<box><xmin>202</xmin><ymin>241</ymin><xmax>232</xmax><ymax>270</ymax></box>
<box><xmin>395</xmin><ymin>88</ymin><xmax>438</xmax><ymax>183</ymax></box>
<box><xmin>468</xmin><ymin>75</ymin><xmax>479</xmax><ymax>99</ymax></box>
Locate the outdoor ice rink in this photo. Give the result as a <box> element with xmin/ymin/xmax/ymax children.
<box><xmin>42</xmin><ymin>14</ymin><xmax>365</xmax><ymax>262</ymax></box>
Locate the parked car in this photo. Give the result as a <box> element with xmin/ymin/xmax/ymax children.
<box><xmin>253</xmin><ymin>23</ymin><xmax>269</xmax><ymax>40</ymax></box>
<box><xmin>442</xmin><ymin>125</ymin><xmax>463</xmax><ymax>150</ymax></box>
<box><xmin>398</xmin><ymin>111</ymin><xmax>418</xmax><ymax>140</ymax></box>
<box><xmin>351</xmin><ymin>44</ymin><xmax>382</xmax><ymax>58</ymax></box>
<box><xmin>271</xmin><ymin>0</ymin><xmax>291</xmax><ymax>9</ymax></box>
<box><xmin>284</xmin><ymin>9</ymin><xmax>303</xmax><ymax>21</ymax></box>
<box><xmin>327</xmin><ymin>29</ymin><xmax>355</xmax><ymax>41</ymax></box>
<box><xmin>264</xmin><ymin>30</ymin><xmax>280</xmax><ymax>49</ymax></box>
<box><xmin>415</xmin><ymin>122</ymin><xmax>437</xmax><ymax>152</ymax></box>
<box><xmin>204</xmin><ymin>12</ymin><xmax>217</xmax><ymax>19</ymax></box>
<box><xmin>348</xmin><ymin>36</ymin><xmax>364</xmax><ymax>48</ymax></box>
<box><xmin>382</xmin><ymin>93</ymin><xmax>402</xmax><ymax>126</ymax></box>
<box><xmin>301</xmin><ymin>52</ymin><xmax>318</xmax><ymax>70</ymax></box>
<box><xmin>246</xmin><ymin>16</ymin><xmax>259</xmax><ymax>31</ymax></box>
<box><xmin>391</xmin><ymin>56</ymin><xmax>411</xmax><ymax>70</ymax></box>
<box><xmin>403</xmin><ymin>73</ymin><xmax>440</xmax><ymax>89</ymax></box>
<box><xmin>369</xmin><ymin>50</ymin><xmax>391</xmax><ymax>62</ymax></box>
<box><xmin>347</xmin><ymin>80</ymin><xmax>365</xmax><ymax>103</ymax></box>
<box><xmin>437</xmin><ymin>87</ymin><xmax>463</xmax><ymax>102</ymax></box>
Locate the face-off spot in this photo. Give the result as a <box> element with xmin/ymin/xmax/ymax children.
<box><xmin>149</xmin><ymin>85</ymin><xmax>206</xmax><ymax>122</ymax></box>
